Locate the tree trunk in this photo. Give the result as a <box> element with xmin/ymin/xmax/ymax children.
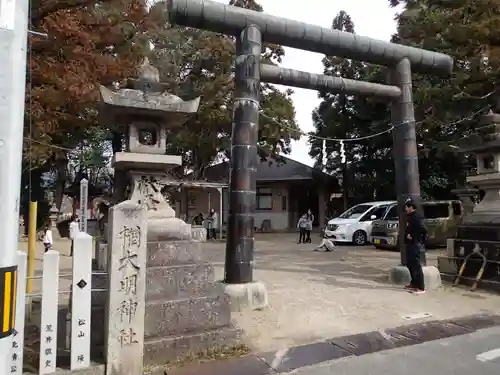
<box><xmin>54</xmin><ymin>158</ymin><xmax>68</xmax><ymax>211</ymax></box>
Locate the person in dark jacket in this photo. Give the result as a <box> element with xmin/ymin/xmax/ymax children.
<box><xmin>404</xmin><ymin>201</ymin><xmax>428</xmax><ymax>294</ymax></box>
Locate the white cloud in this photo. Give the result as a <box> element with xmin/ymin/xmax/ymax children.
<box><xmin>212</xmin><ymin>0</ymin><xmax>400</xmax><ymax>166</ymax></box>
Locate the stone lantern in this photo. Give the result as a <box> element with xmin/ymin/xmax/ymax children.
<box><xmin>98</xmin><ymin>60</ymin><xmax>238</xmax><ymax>366</ymax></box>
<box><xmin>99</xmin><ymin>58</ymin><xmax>200</xmax><ymax>240</ymax></box>
<box><xmin>439</xmin><ymin>110</ymin><xmax>500</xmax><ymax>284</ymax></box>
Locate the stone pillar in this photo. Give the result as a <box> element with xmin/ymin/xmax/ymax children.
<box><xmin>387</xmin><ymin>59</ymin><xmax>441</xmax><ymax>289</ymax></box>
<box><xmin>389</xmin><ymin>58</ymin><xmax>425</xmax><ymax>266</ymax></box>
<box><xmin>223</xmin><ymin>25</ymin><xmax>269</xmax><ymax>310</ymax></box>
<box><xmin>49</xmin><ymin>203</ymin><xmax>59</xmax><ymax>238</ymax></box>
<box><xmin>105</xmin><ymin>200</ymin><xmax>148</xmax><ymax>375</ymax></box>
<box><xmin>79</xmin><ymin>178</ymin><xmax>89</xmax><ymax>233</ymax></box>
<box><xmin>225</xmin><ymin>25</ymin><xmax>260</xmax><ymax>283</ymax></box>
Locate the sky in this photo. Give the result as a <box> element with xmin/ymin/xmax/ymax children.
<box><xmin>214</xmin><ymin>0</ymin><xmax>402</xmax><ymax>167</ymax></box>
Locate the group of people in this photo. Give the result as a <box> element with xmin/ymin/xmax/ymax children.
<box><xmin>192</xmin><ymin>208</ymin><xmax>219</xmax><ymax>240</ymax></box>
<box><xmin>44</xmin><ymin>200</ymin><xmax>428</xmax><ymax>295</ymax></box>
<box><xmin>296</xmin><ymin>209</ymin><xmax>314</xmax><ymax>244</ymax></box>
<box><xmin>295</xmin><ymin>200</ymin><xmax>428</xmax><ymax>294</ymax></box>
<box><xmin>297</xmin><ymin>209</ymin><xmax>335</xmax><ymax>251</ymax></box>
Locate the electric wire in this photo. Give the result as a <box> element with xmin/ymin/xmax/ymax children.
<box><xmin>259</xmin><ymin>106</ymin><xmax>488</xmax><ymax>143</ymax></box>
<box><xmin>24</xmin><ymin>106</ymin><xmax>489</xmax><ymax>154</ymax></box>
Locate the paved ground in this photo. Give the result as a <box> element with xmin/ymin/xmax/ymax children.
<box><xmin>289</xmin><ymin>326</ymin><xmax>500</xmax><ymax>375</ymax></box>
<box><xmin>166</xmin><ymin>313</ymin><xmax>500</xmax><ymax>375</ymax></box>
<box><xmin>201</xmin><ymin>234</ymin><xmax>500</xmax><ymax>352</ymax></box>
<box><xmin>20</xmin><ymin>233</ymin><xmax>500</xmax><ymax>354</ymax></box>
<box><xmin>18</xmin><ymin>237</ymin><xmax>74</xmax><ymax>305</ymax></box>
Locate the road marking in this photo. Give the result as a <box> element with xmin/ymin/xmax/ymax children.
<box><xmin>402</xmin><ymin>312</ymin><xmax>432</xmax><ymax>320</ymax></box>
<box><xmin>476</xmin><ymin>348</ymin><xmax>500</xmax><ymax>362</ymax></box>
<box><xmin>270</xmin><ymin>348</ymin><xmax>289</xmax><ymax>368</ymax></box>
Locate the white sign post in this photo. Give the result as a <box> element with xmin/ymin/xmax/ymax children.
<box><xmin>0</xmin><ymin>0</ymin><xmax>29</xmax><ymax>372</ymax></box>
<box><xmin>70</xmin><ymin>233</ymin><xmax>92</xmax><ymax>370</ymax></box>
<box><xmin>0</xmin><ymin>0</ymin><xmax>15</xmax><ymax>30</ymax></box>
<box><xmin>79</xmin><ymin>178</ymin><xmax>88</xmax><ymax>233</ymax></box>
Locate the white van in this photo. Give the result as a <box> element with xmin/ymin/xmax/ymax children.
<box><xmin>324</xmin><ymin>201</ymin><xmax>396</xmax><ymax>245</ymax></box>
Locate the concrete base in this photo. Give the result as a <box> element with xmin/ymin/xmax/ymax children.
<box><xmin>388</xmin><ymin>265</ymin><xmax>442</xmax><ymax>290</ymax></box>
<box><xmin>222</xmin><ymin>281</ymin><xmax>269</xmax><ymax>312</ymax></box>
<box><xmin>438</xmin><ymin>256</ymin><xmax>458</xmax><ymax>275</ymax></box>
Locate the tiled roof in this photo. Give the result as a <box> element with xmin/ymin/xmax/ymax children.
<box><xmin>201</xmin><ymin>155</ymin><xmax>335</xmax><ymax>183</ymax></box>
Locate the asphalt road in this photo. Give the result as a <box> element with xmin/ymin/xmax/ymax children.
<box><xmin>288</xmin><ymin>326</ymin><xmax>500</xmax><ymax>375</ymax></box>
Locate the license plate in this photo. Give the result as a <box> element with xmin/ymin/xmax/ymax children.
<box><xmin>374</xmin><ymin>239</ymin><xmax>380</xmax><ymax>244</ymax></box>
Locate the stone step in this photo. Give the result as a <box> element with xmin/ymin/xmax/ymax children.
<box><xmin>146</xmin><ymin>263</ymin><xmax>216</xmax><ymax>302</ymax></box>
<box><xmin>143</xmin><ymin>326</ymin><xmax>242</xmax><ymax>365</ymax></box>
<box><xmin>144</xmin><ymin>294</ymin><xmax>231</xmax><ymax>339</ymax></box>
<box><xmin>147</xmin><ymin>240</ymin><xmax>204</xmax><ymax>267</ymax></box>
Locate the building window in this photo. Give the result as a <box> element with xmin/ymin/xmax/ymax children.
<box><xmin>256</xmin><ymin>187</ymin><xmax>273</xmax><ymax>210</ymax></box>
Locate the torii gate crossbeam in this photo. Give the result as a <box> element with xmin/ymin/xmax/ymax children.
<box><xmin>166</xmin><ymin>0</ymin><xmax>453</xmax><ymax>303</ymax></box>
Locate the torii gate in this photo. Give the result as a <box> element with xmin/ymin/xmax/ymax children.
<box><xmin>167</xmin><ymin>0</ymin><xmax>453</xmax><ymax>299</ymax></box>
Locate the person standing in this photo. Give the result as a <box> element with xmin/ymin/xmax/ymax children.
<box><xmin>305</xmin><ymin>209</ymin><xmax>314</xmax><ymax>243</ymax></box>
<box><xmin>42</xmin><ymin>225</ymin><xmax>53</xmax><ymax>253</ymax></box>
<box><xmin>69</xmin><ymin>215</ymin><xmax>80</xmax><ymax>256</ymax></box>
<box><xmin>404</xmin><ymin>201</ymin><xmax>427</xmax><ymax>294</ymax></box>
<box><xmin>207</xmin><ymin>208</ymin><xmax>218</xmax><ymax>240</ymax></box>
<box><xmin>297</xmin><ymin>214</ymin><xmax>307</xmax><ymax>244</ymax></box>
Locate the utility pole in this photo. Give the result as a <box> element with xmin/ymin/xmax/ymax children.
<box><xmin>0</xmin><ymin>0</ymin><xmax>29</xmax><ymax>372</ymax></box>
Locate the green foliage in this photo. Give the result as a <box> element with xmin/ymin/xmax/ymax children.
<box><xmin>388</xmin><ymin>0</ymin><xmax>497</xmax><ymax>194</ymax></box>
<box><xmin>147</xmin><ymin>0</ymin><xmax>299</xmax><ymax>178</ymax></box>
<box><xmin>66</xmin><ymin>127</ymin><xmax>113</xmax><ymax>198</ymax></box>
<box><xmin>310</xmin><ymin>11</ymin><xmax>395</xmax><ymax>201</ymax></box>
<box><xmin>310</xmin><ymin>3</ymin><xmax>496</xmax><ymax>201</ymax></box>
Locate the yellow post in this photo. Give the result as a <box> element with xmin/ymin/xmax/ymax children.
<box><xmin>26</xmin><ymin>201</ymin><xmax>37</xmax><ymax>294</ymax></box>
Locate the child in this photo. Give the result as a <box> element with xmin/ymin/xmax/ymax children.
<box><xmin>69</xmin><ymin>215</ymin><xmax>80</xmax><ymax>256</ymax></box>
<box><xmin>314</xmin><ymin>232</ymin><xmax>335</xmax><ymax>252</ymax></box>
<box><xmin>43</xmin><ymin>225</ymin><xmax>53</xmax><ymax>252</ymax></box>
<box><xmin>297</xmin><ymin>214</ymin><xmax>308</xmax><ymax>244</ymax></box>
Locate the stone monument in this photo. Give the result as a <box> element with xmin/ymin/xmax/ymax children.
<box><xmin>438</xmin><ymin>110</ymin><xmax>500</xmax><ymax>287</ymax></box>
<box><xmin>47</xmin><ymin>193</ymin><xmax>59</xmax><ymax>237</ymax></box>
<box><xmin>451</xmin><ymin>186</ymin><xmax>479</xmax><ymax>215</ymax></box>
<box><xmin>99</xmin><ymin>59</ymin><xmax>240</xmax><ymax>368</ymax></box>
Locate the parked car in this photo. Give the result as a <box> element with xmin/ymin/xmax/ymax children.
<box><xmin>324</xmin><ymin>201</ymin><xmax>396</xmax><ymax>246</ymax></box>
<box><xmin>370</xmin><ymin>200</ymin><xmax>464</xmax><ymax>250</ymax></box>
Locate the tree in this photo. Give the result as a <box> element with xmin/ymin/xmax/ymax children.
<box><xmin>23</xmin><ymin>0</ymin><xmax>152</xmax><ymax>214</ymax></box>
<box><xmin>309</xmin><ymin>11</ymin><xmax>393</xmax><ymax>207</ymax></box>
<box><xmin>146</xmin><ymin>0</ymin><xmax>300</xmax><ymax>179</ymax></box>
<box><xmin>28</xmin><ymin>0</ymin><xmax>151</xmax><ymax>160</ymax></box>
<box><xmin>387</xmin><ymin>0</ymin><xmax>496</xmax><ymax>195</ymax></box>
<box><xmin>310</xmin><ymin>2</ymin><xmax>491</xmax><ymax>203</ymax></box>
